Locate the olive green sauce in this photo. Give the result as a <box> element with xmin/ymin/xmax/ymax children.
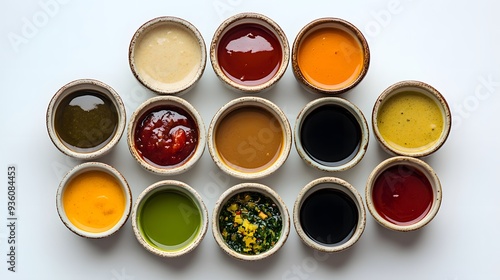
<box><xmin>55</xmin><ymin>90</ymin><xmax>118</xmax><ymax>151</ymax></box>
<box><xmin>219</xmin><ymin>192</ymin><xmax>282</xmax><ymax>255</ymax></box>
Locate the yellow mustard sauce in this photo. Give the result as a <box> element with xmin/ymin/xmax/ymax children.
<box><xmin>377</xmin><ymin>91</ymin><xmax>444</xmax><ymax>152</ymax></box>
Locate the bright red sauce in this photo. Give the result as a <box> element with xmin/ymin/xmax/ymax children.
<box><xmin>217</xmin><ymin>23</ymin><xmax>282</xmax><ymax>86</ymax></box>
<box><xmin>372</xmin><ymin>165</ymin><xmax>433</xmax><ymax>226</ymax></box>
<box><xmin>134</xmin><ymin>106</ymin><xmax>198</xmax><ymax>167</ymax></box>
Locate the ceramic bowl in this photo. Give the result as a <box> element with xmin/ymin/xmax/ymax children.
<box><xmin>56</xmin><ymin>162</ymin><xmax>132</xmax><ymax>238</ymax></box>
<box><xmin>207</xmin><ymin>96</ymin><xmax>292</xmax><ymax>179</ymax></box>
<box><xmin>127</xmin><ymin>96</ymin><xmax>206</xmax><ymax>175</ymax></box>
<box><xmin>293</xmin><ymin>177</ymin><xmax>366</xmax><ymax>253</ymax></box>
<box><xmin>46</xmin><ymin>79</ymin><xmax>126</xmax><ymax>160</ymax></box>
<box><xmin>132</xmin><ymin>180</ymin><xmax>208</xmax><ymax>257</ymax></box>
<box><xmin>294</xmin><ymin>97</ymin><xmax>369</xmax><ymax>172</ymax></box>
<box><xmin>372</xmin><ymin>80</ymin><xmax>452</xmax><ymax>157</ymax></box>
<box><xmin>292</xmin><ymin>17</ymin><xmax>370</xmax><ymax>95</ymax></box>
<box><xmin>365</xmin><ymin>156</ymin><xmax>442</xmax><ymax>232</ymax></box>
<box><xmin>129</xmin><ymin>16</ymin><xmax>206</xmax><ymax>95</ymax></box>
<box><xmin>212</xmin><ymin>182</ymin><xmax>290</xmax><ymax>261</ymax></box>
<box><xmin>210</xmin><ymin>12</ymin><xmax>289</xmax><ymax>93</ymax></box>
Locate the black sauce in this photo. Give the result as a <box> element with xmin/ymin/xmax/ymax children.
<box><xmin>299</xmin><ymin>188</ymin><xmax>358</xmax><ymax>245</ymax></box>
<box><xmin>300</xmin><ymin>104</ymin><xmax>361</xmax><ymax>166</ymax></box>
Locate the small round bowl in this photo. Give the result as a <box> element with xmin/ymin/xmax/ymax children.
<box><xmin>210</xmin><ymin>12</ymin><xmax>290</xmax><ymax>93</ymax></box>
<box><xmin>46</xmin><ymin>79</ymin><xmax>126</xmax><ymax>160</ymax></box>
<box><xmin>212</xmin><ymin>182</ymin><xmax>290</xmax><ymax>261</ymax></box>
<box><xmin>293</xmin><ymin>177</ymin><xmax>366</xmax><ymax>253</ymax></box>
<box><xmin>127</xmin><ymin>96</ymin><xmax>206</xmax><ymax>175</ymax></box>
<box><xmin>365</xmin><ymin>156</ymin><xmax>442</xmax><ymax>232</ymax></box>
<box><xmin>56</xmin><ymin>162</ymin><xmax>132</xmax><ymax>238</ymax></box>
<box><xmin>129</xmin><ymin>16</ymin><xmax>207</xmax><ymax>95</ymax></box>
<box><xmin>132</xmin><ymin>180</ymin><xmax>208</xmax><ymax>258</ymax></box>
<box><xmin>295</xmin><ymin>97</ymin><xmax>369</xmax><ymax>172</ymax></box>
<box><xmin>292</xmin><ymin>18</ymin><xmax>370</xmax><ymax>95</ymax></box>
<box><xmin>372</xmin><ymin>80</ymin><xmax>452</xmax><ymax>157</ymax></box>
<box><xmin>207</xmin><ymin>96</ymin><xmax>292</xmax><ymax>179</ymax></box>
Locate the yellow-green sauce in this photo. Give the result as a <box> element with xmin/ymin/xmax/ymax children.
<box><xmin>377</xmin><ymin>91</ymin><xmax>444</xmax><ymax>152</ymax></box>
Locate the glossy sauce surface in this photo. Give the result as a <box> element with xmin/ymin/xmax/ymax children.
<box><xmin>372</xmin><ymin>165</ymin><xmax>434</xmax><ymax>226</ymax></box>
<box><xmin>300</xmin><ymin>188</ymin><xmax>358</xmax><ymax>245</ymax></box>
<box><xmin>217</xmin><ymin>23</ymin><xmax>282</xmax><ymax>86</ymax></box>
<box><xmin>215</xmin><ymin>106</ymin><xmax>283</xmax><ymax>172</ymax></box>
<box><xmin>298</xmin><ymin>27</ymin><xmax>363</xmax><ymax>90</ymax></box>
<box><xmin>134</xmin><ymin>106</ymin><xmax>198</xmax><ymax>167</ymax></box>
<box><xmin>300</xmin><ymin>104</ymin><xmax>361</xmax><ymax>166</ymax></box>
<box><xmin>139</xmin><ymin>190</ymin><xmax>201</xmax><ymax>251</ymax></box>
<box><xmin>55</xmin><ymin>90</ymin><xmax>118</xmax><ymax>150</ymax></box>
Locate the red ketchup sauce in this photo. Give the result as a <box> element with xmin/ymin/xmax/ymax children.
<box><xmin>372</xmin><ymin>165</ymin><xmax>433</xmax><ymax>226</ymax></box>
<box><xmin>217</xmin><ymin>23</ymin><xmax>282</xmax><ymax>86</ymax></box>
<box><xmin>134</xmin><ymin>106</ymin><xmax>198</xmax><ymax>167</ymax></box>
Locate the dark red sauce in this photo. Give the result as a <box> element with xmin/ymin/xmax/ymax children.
<box><xmin>134</xmin><ymin>106</ymin><xmax>198</xmax><ymax>167</ymax></box>
<box><xmin>217</xmin><ymin>23</ymin><xmax>282</xmax><ymax>86</ymax></box>
<box><xmin>372</xmin><ymin>165</ymin><xmax>433</xmax><ymax>226</ymax></box>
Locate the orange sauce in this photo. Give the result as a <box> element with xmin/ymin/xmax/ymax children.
<box><xmin>63</xmin><ymin>170</ymin><xmax>126</xmax><ymax>233</ymax></box>
<box><xmin>298</xmin><ymin>27</ymin><xmax>363</xmax><ymax>90</ymax></box>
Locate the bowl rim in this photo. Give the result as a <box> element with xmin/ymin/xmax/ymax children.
<box><xmin>212</xmin><ymin>182</ymin><xmax>290</xmax><ymax>261</ymax></box>
<box><xmin>365</xmin><ymin>156</ymin><xmax>443</xmax><ymax>232</ymax></box>
<box><xmin>372</xmin><ymin>80</ymin><xmax>452</xmax><ymax>157</ymax></box>
<box><xmin>46</xmin><ymin>78</ymin><xmax>126</xmax><ymax>160</ymax></box>
<box><xmin>127</xmin><ymin>95</ymin><xmax>206</xmax><ymax>176</ymax></box>
<box><xmin>55</xmin><ymin>162</ymin><xmax>132</xmax><ymax>239</ymax></box>
<box><xmin>128</xmin><ymin>16</ymin><xmax>207</xmax><ymax>95</ymax></box>
<box><xmin>131</xmin><ymin>180</ymin><xmax>209</xmax><ymax>258</ymax></box>
<box><xmin>293</xmin><ymin>177</ymin><xmax>366</xmax><ymax>253</ymax></box>
<box><xmin>209</xmin><ymin>12</ymin><xmax>290</xmax><ymax>93</ymax></box>
<box><xmin>291</xmin><ymin>17</ymin><xmax>370</xmax><ymax>95</ymax></box>
<box><xmin>294</xmin><ymin>96</ymin><xmax>369</xmax><ymax>172</ymax></box>
<box><xmin>207</xmin><ymin>96</ymin><xmax>292</xmax><ymax>179</ymax></box>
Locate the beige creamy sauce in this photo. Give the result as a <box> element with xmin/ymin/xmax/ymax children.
<box><xmin>134</xmin><ymin>24</ymin><xmax>201</xmax><ymax>91</ymax></box>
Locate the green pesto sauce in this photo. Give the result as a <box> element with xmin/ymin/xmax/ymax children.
<box><xmin>139</xmin><ymin>190</ymin><xmax>201</xmax><ymax>251</ymax></box>
<box><xmin>219</xmin><ymin>192</ymin><xmax>282</xmax><ymax>255</ymax></box>
<box><xmin>55</xmin><ymin>90</ymin><xmax>118</xmax><ymax>150</ymax></box>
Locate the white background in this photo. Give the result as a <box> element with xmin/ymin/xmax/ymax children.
<box><xmin>1</xmin><ymin>0</ymin><xmax>499</xmax><ymax>279</ymax></box>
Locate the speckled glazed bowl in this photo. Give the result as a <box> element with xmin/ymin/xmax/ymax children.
<box><xmin>129</xmin><ymin>16</ymin><xmax>206</xmax><ymax>95</ymax></box>
<box><xmin>56</xmin><ymin>162</ymin><xmax>132</xmax><ymax>239</ymax></box>
<box><xmin>210</xmin><ymin>12</ymin><xmax>289</xmax><ymax>93</ymax></box>
<box><xmin>207</xmin><ymin>96</ymin><xmax>292</xmax><ymax>180</ymax></box>
<box><xmin>132</xmin><ymin>180</ymin><xmax>208</xmax><ymax>258</ymax></box>
<box><xmin>46</xmin><ymin>79</ymin><xmax>126</xmax><ymax>160</ymax></box>
<box><xmin>212</xmin><ymin>182</ymin><xmax>290</xmax><ymax>261</ymax></box>
<box><xmin>372</xmin><ymin>80</ymin><xmax>451</xmax><ymax>157</ymax></box>
<box><xmin>365</xmin><ymin>156</ymin><xmax>442</xmax><ymax>232</ymax></box>
<box><xmin>127</xmin><ymin>96</ymin><xmax>206</xmax><ymax>176</ymax></box>
<box><xmin>293</xmin><ymin>177</ymin><xmax>365</xmax><ymax>253</ymax></box>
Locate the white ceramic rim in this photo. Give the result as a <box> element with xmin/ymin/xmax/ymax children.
<box><xmin>210</xmin><ymin>12</ymin><xmax>290</xmax><ymax>93</ymax></box>
<box><xmin>212</xmin><ymin>182</ymin><xmax>290</xmax><ymax>261</ymax></box>
<box><xmin>291</xmin><ymin>17</ymin><xmax>370</xmax><ymax>95</ymax></box>
<box><xmin>365</xmin><ymin>156</ymin><xmax>443</xmax><ymax>232</ymax></box>
<box><xmin>46</xmin><ymin>79</ymin><xmax>126</xmax><ymax>160</ymax></box>
<box><xmin>294</xmin><ymin>97</ymin><xmax>369</xmax><ymax>172</ymax></box>
<box><xmin>207</xmin><ymin>96</ymin><xmax>292</xmax><ymax>179</ymax></box>
<box><xmin>129</xmin><ymin>16</ymin><xmax>207</xmax><ymax>95</ymax></box>
<box><xmin>55</xmin><ymin>162</ymin><xmax>132</xmax><ymax>239</ymax></box>
<box><xmin>293</xmin><ymin>177</ymin><xmax>366</xmax><ymax>253</ymax></box>
<box><xmin>131</xmin><ymin>180</ymin><xmax>208</xmax><ymax>258</ymax></box>
<box><xmin>127</xmin><ymin>95</ymin><xmax>206</xmax><ymax>175</ymax></box>
<box><xmin>372</xmin><ymin>80</ymin><xmax>452</xmax><ymax>157</ymax></box>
